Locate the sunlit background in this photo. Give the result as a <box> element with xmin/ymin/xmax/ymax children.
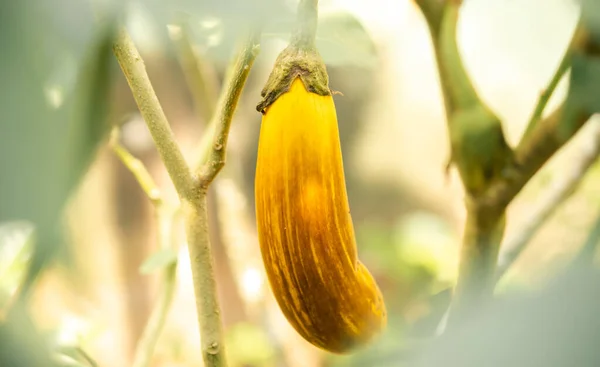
<box><xmin>2</xmin><ymin>0</ymin><xmax>600</xmax><ymax>366</ymax></box>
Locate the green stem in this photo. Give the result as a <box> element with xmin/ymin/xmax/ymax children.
<box><xmin>112</xmin><ymin>27</ymin><xmax>239</xmax><ymax>367</ymax></box>
<box><xmin>416</xmin><ymin>0</ymin><xmax>509</xmax><ymax>323</ymax></box>
<box><xmin>182</xmin><ymin>31</ymin><xmax>260</xmax><ymax>367</ymax></box>
<box><xmin>438</xmin><ymin>1</ymin><xmax>481</xmax><ymax>110</ymax></box>
<box><xmin>111</xmin><ymin>128</ymin><xmax>179</xmax><ymax>367</ymax></box>
<box><xmin>414</xmin><ymin>0</ymin><xmax>446</xmax><ymax>36</ymax></box>
<box><xmin>110</xmin><ymin>128</ymin><xmax>162</xmax><ymax>206</ymax></box>
<box><xmin>132</xmin><ymin>262</ymin><xmax>177</xmax><ymax>367</ymax></box>
<box><xmin>130</xmin><ymin>204</ymin><xmax>179</xmax><ymax>367</ymax></box>
<box><xmin>112</xmin><ymin>29</ymin><xmax>194</xmax><ymax>201</ymax></box>
<box><xmin>197</xmin><ymin>32</ymin><xmax>261</xmax><ymax>187</ymax></box>
<box><xmin>521</xmin><ymin>23</ymin><xmax>582</xmax><ymax>140</ymax></box>
<box><xmin>291</xmin><ymin>0</ymin><xmax>319</xmax><ymax>48</ymax></box>
<box><xmin>449</xmin><ymin>206</ymin><xmax>505</xmax><ymax>325</ymax></box>
<box><xmin>182</xmin><ymin>195</ymin><xmax>226</xmax><ymax>367</ymax></box>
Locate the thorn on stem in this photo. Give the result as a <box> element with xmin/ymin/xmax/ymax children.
<box><xmin>207</xmin><ymin>342</ymin><xmax>219</xmax><ymax>355</ymax></box>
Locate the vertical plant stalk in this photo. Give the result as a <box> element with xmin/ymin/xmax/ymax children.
<box><xmin>413</xmin><ymin>0</ymin><xmax>593</xmax><ymax>325</ymax></box>
<box><xmin>415</xmin><ymin>0</ymin><xmax>512</xmax><ymax>323</ymax></box>
<box><xmin>291</xmin><ymin>0</ymin><xmax>318</xmax><ymax>47</ymax></box>
<box><xmin>110</xmin><ymin>130</ymin><xmax>179</xmax><ymax>367</ymax></box>
<box><xmin>184</xmin><ymin>32</ymin><xmax>260</xmax><ymax>367</ymax></box>
<box><xmin>113</xmin><ymin>26</ymin><xmax>260</xmax><ymax>367</ymax></box>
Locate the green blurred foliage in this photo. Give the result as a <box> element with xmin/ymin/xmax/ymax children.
<box><xmin>179</xmin><ymin>5</ymin><xmax>378</xmax><ymax>68</ymax></box>
<box><xmin>260</xmin><ymin>9</ymin><xmax>378</xmax><ymax>68</ymax></box>
<box><xmin>1</xmin><ymin>1</ymin><xmax>600</xmax><ymax>367</ymax></box>
<box><xmin>0</xmin><ymin>0</ymin><xmax>118</xmax><ymax>292</ymax></box>
<box><xmin>139</xmin><ymin>248</ymin><xmax>178</xmax><ymax>274</ymax></box>
<box><xmin>225</xmin><ymin>323</ymin><xmax>275</xmax><ymax>366</ymax></box>
<box><xmin>562</xmin><ymin>1</ymin><xmax>600</xmax><ymax>135</ymax></box>
<box><xmin>0</xmin><ymin>0</ymin><xmax>119</xmax><ymax>365</ymax></box>
<box><xmin>0</xmin><ymin>221</ymin><xmax>34</xmax><ymax>308</ymax></box>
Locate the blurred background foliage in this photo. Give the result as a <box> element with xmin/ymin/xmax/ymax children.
<box><xmin>1</xmin><ymin>0</ymin><xmax>600</xmax><ymax>366</ymax></box>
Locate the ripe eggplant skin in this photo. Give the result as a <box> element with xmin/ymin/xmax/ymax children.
<box><xmin>255</xmin><ymin>78</ymin><xmax>387</xmax><ymax>353</ymax></box>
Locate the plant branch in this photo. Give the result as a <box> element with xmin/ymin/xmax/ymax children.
<box><xmin>181</xmin><ymin>31</ymin><xmax>261</xmax><ymax>367</ymax></box>
<box><xmin>414</xmin><ymin>0</ymin><xmax>452</xmax><ymax>122</ymax></box>
<box><xmin>521</xmin><ymin>30</ymin><xmax>578</xmax><ymax>140</ymax></box>
<box><xmin>197</xmin><ymin>31</ymin><xmax>261</xmax><ymax>188</ymax></box>
<box><xmin>414</xmin><ymin>0</ymin><xmax>446</xmax><ymax>36</ymax></box>
<box><xmin>132</xmin><ymin>233</ymin><xmax>177</xmax><ymax>367</ymax></box>
<box><xmin>415</xmin><ymin>0</ymin><xmax>513</xmax><ymax>324</ymax></box>
<box><xmin>110</xmin><ymin>128</ymin><xmax>162</xmax><ymax>206</ymax></box>
<box><xmin>113</xmin><ymin>27</ymin><xmax>236</xmax><ymax>367</ymax></box>
<box><xmin>496</xmin><ymin>119</ymin><xmax>600</xmax><ymax>282</ymax></box>
<box><xmin>110</xmin><ymin>127</ymin><xmax>179</xmax><ymax>367</ymax></box>
<box><xmin>482</xmin><ymin>25</ymin><xmax>592</xmax><ymax>214</ymax></box>
<box><xmin>414</xmin><ymin>1</ymin><xmax>597</xmax><ymax>325</ymax></box>
<box><xmin>113</xmin><ymin>29</ymin><xmax>194</xmax><ymax>201</ymax></box>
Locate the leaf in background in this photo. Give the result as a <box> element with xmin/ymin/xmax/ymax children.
<box><xmin>261</xmin><ymin>9</ymin><xmax>378</xmax><ymax>68</ymax></box>
<box><xmin>409</xmin><ymin>265</ymin><xmax>600</xmax><ymax>367</ymax></box>
<box><xmin>580</xmin><ymin>0</ymin><xmax>600</xmax><ymax>40</ymax></box>
<box><xmin>65</xmin><ymin>21</ymin><xmax>118</xmax><ymax>194</ymax></box>
<box><xmin>0</xmin><ymin>0</ymin><xmax>119</xmax><ymax>295</ymax></box>
<box><xmin>0</xmin><ymin>1</ymin><xmax>120</xmax><ymax>362</ymax></box>
<box><xmin>561</xmin><ymin>1</ymin><xmax>600</xmax><ymax>137</ymax></box>
<box><xmin>407</xmin><ymin>287</ymin><xmax>452</xmax><ymax>338</ymax></box>
<box><xmin>0</xmin><ymin>221</ymin><xmax>34</xmax><ymax>307</ymax></box>
<box><xmin>316</xmin><ymin>10</ymin><xmax>378</xmax><ymax>68</ymax></box>
<box><xmin>139</xmin><ymin>248</ymin><xmax>178</xmax><ymax>274</ymax></box>
<box><xmin>0</xmin><ymin>307</ymin><xmax>59</xmax><ymax>367</ymax></box>
<box><xmin>134</xmin><ymin>0</ymin><xmax>292</xmax><ymax>62</ymax></box>
<box><xmin>562</xmin><ymin>53</ymin><xmax>600</xmax><ymax>138</ymax></box>
<box><xmin>393</xmin><ymin>212</ymin><xmax>458</xmax><ymax>284</ymax></box>
<box><xmin>225</xmin><ymin>323</ymin><xmax>274</xmax><ymax>366</ymax></box>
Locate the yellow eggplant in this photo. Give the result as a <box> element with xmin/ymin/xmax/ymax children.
<box><xmin>255</xmin><ymin>77</ymin><xmax>387</xmax><ymax>353</ymax></box>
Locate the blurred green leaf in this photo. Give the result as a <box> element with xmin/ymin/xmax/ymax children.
<box><xmin>54</xmin><ymin>346</ymin><xmax>98</xmax><ymax>367</ymax></box>
<box><xmin>137</xmin><ymin>0</ymin><xmax>291</xmax><ymax>61</ymax></box>
<box><xmin>0</xmin><ymin>0</ymin><xmax>119</xmax><ymax>294</ymax></box>
<box><xmin>0</xmin><ymin>307</ymin><xmax>59</xmax><ymax>367</ymax></box>
<box><xmin>262</xmin><ymin>9</ymin><xmax>378</xmax><ymax>67</ymax></box>
<box><xmin>0</xmin><ymin>221</ymin><xmax>34</xmax><ymax>306</ymax></box>
<box><xmin>316</xmin><ymin>11</ymin><xmax>378</xmax><ymax>68</ymax></box>
<box><xmin>580</xmin><ymin>0</ymin><xmax>600</xmax><ymax>40</ymax></box>
<box><xmin>139</xmin><ymin>248</ymin><xmax>178</xmax><ymax>274</ymax></box>
<box><xmin>225</xmin><ymin>323</ymin><xmax>274</xmax><ymax>366</ymax></box>
<box><xmin>65</xmin><ymin>21</ymin><xmax>118</xmax><ymax>193</ymax></box>
<box><xmin>394</xmin><ymin>212</ymin><xmax>458</xmax><ymax>284</ymax></box>
<box><xmin>410</xmin><ymin>265</ymin><xmax>600</xmax><ymax>367</ymax></box>
<box><xmin>408</xmin><ymin>288</ymin><xmax>452</xmax><ymax>338</ymax></box>
<box><xmin>326</xmin><ymin>315</ymin><xmax>415</xmax><ymax>367</ymax></box>
<box><xmin>561</xmin><ymin>1</ymin><xmax>600</xmax><ymax>138</ymax></box>
<box><xmin>563</xmin><ymin>54</ymin><xmax>600</xmax><ymax>136</ymax></box>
